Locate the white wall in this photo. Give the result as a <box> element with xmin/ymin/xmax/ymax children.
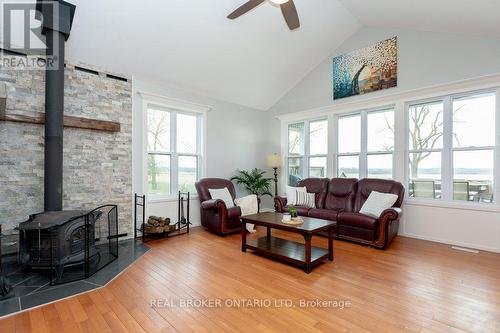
<box><xmin>271</xmin><ymin>28</ymin><xmax>500</xmax><ymax>115</ymax></box>
<box><xmin>270</xmin><ymin>28</ymin><xmax>500</xmax><ymax>253</ymax></box>
<box><xmin>132</xmin><ymin>77</ymin><xmax>277</xmax><ymax>227</ymax></box>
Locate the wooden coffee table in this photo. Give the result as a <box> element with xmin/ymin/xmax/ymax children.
<box><xmin>240</xmin><ymin>212</ymin><xmax>336</xmax><ymax>273</ymax></box>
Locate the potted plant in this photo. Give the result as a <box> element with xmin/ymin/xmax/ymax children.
<box><xmin>230</xmin><ymin>168</ymin><xmax>273</xmax><ymax>199</ymax></box>
<box><xmin>288</xmin><ymin>206</ymin><xmax>298</xmax><ymax>218</ymax></box>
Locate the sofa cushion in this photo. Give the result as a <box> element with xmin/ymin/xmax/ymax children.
<box><xmin>354</xmin><ymin>178</ymin><xmax>404</xmax><ymax>212</ymax></box>
<box><xmin>324</xmin><ymin>178</ymin><xmax>357</xmax><ymax>211</ymax></box>
<box><xmin>285</xmin><ymin>186</ymin><xmax>307</xmax><ymax>205</ymax></box>
<box><xmin>196</xmin><ymin>178</ymin><xmax>236</xmax><ymax>203</ymax></box>
<box><xmin>359</xmin><ymin>191</ymin><xmax>398</xmax><ymax>217</ymax></box>
<box><xmin>338</xmin><ymin>212</ymin><xmax>378</xmax><ymax>230</ymax></box>
<box><xmin>208</xmin><ymin>187</ymin><xmax>235</xmax><ymax>208</ymax></box>
<box><xmin>308</xmin><ymin>209</ymin><xmax>339</xmax><ymax>221</ymax></box>
<box><xmin>284</xmin><ymin>205</ymin><xmax>311</xmax><ymax>216</ymax></box>
<box><xmin>227</xmin><ymin>206</ymin><xmax>242</xmax><ymax>219</ymax></box>
<box><xmin>297</xmin><ymin>178</ymin><xmax>329</xmax><ymax>209</ymax></box>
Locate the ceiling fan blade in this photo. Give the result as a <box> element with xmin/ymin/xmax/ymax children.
<box><xmin>280</xmin><ymin>0</ymin><xmax>300</xmax><ymax>30</ymax></box>
<box><xmin>227</xmin><ymin>0</ymin><xmax>266</xmax><ymax>19</ymax></box>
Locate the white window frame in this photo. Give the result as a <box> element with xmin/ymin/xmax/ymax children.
<box><xmin>308</xmin><ymin>119</ymin><xmax>329</xmax><ymax>178</ymax></box>
<box><xmin>405</xmin><ymin>89</ymin><xmax>498</xmax><ymax>205</ymax></box>
<box><xmin>406</xmin><ymin>99</ymin><xmax>445</xmax><ymax>200</ymax></box>
<box><xmin>139</xmin><ymin>92</ymin><xmax>209</xmax><ymax>202</ymax></box>
<box><xmin>285</xmin><ymin>118</ymin><xmax>329</xmax><ymax>185</ymax></box>
<box><xmin>278</xmin><ymin>74</ymin><xmax>500</xmax><ymax>211</ymax></box>
<box><xmin>335</xmin><ymin>107</ymin><xmax>396</xmax><ymax>179</ymax></box>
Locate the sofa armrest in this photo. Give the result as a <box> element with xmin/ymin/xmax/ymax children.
<box><xmin>274</xmin><ymin>196</ymin><xmax>287</xmax><ymax>212</ymax></box>
<box><xmin>201</xmin><ymin>199</ymin><xmax>226</xmax><ymax>211</ymax></box>
<box><xmin>379</xmin><ymin>207</ymin><xmax>402</xmax><ymax>220</ymax></box>
<box><xmin>374</xmin><ymin>207</ymin><xmax>402</xmax><ymax>249</ymax></box>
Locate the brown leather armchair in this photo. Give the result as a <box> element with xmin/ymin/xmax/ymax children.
<box><xmin>195</xmin><ymin>178</ymin><xmax>242</xmax><ymax>235</ymax></box>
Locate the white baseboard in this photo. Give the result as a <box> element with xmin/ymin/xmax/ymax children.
<box><xmin>399</xmin><ymin>232</ymin><xmax>500</xmax><ymax>254</ymax></box>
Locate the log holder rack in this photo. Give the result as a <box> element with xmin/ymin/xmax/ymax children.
<box><xmin>135</xmin><ymin>192</ymin><xmax>191</xmax><ymax>243</ymax></box>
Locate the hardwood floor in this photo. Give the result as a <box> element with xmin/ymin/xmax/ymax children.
<box><xmin>1</xmin><ymin>226</ymin><xmax>499</xmax><ymax>333</ymax></box>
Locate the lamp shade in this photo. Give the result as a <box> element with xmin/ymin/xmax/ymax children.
<box><xmin>267</xmin><ymin>154</ymin><xmax>282</xmax><ymax>168</ymax></box>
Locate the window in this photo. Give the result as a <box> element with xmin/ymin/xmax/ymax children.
<box><xmin>309</xmin><ymin>120</ymin><xmax>328</xmax><ymax>178</ymax></box>
<box><xmin>287</xmin><ymin>120</ymin><xmax>328</xmax><ymax>185</ymax></box>
<box><xmin>147</xmin><ymin>105</ymin><xmax>202</xmax><ymax>197</ymax></box>
<box><xmin>287</xmin><ymin>122</ymin><xmax>305</xmax><ymax>186</ymax></box>
<box><xmin>407</xmin><ymin>92</ymin><xmax>496</xmax><ymax>203</ymax></box>
<box><xmin>337</xmin><ymin>115</ymin><xmax>360</xmax><ymax>178</ymax></box>
<box><xmin>367</xmin><ymin>109</ymin><xmax>394</xmax><ymax>179</ymax></box>
<box><xmin>408</xmin><ymin>101</ymin><xmax>444</xmax><ymax>199</ymax></box>
<box><xmin>337</xmin><ymin>109</ymin><xmax>394</xmax><ymax>179</ymax></box>
<box><xmin>452</xmin><ymin>93</ymin><xmax>495</xmax><ymax>202</ymax></box>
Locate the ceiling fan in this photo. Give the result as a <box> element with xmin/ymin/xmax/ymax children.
<box><xmin>227</xmin><ymin>0</ymin><xmax>300</xmax><ymax>30</ymax></box>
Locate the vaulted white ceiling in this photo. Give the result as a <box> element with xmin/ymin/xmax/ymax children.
<box><xmin>67</xmin><ymin>0</ymin><xmax>360</xmax><ymax>111</ymax></box>
<box><xmin>62</xmin><ymin>0</ymin><xmax>500</xmax><ymax>110</ymax></box>
<box><xmin>338</xmin><ymin>0</ymin><xmax>500</xmax><ymax>37</ymax></box>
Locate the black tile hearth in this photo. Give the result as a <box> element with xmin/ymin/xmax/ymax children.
<box><xmin>0</xmin><ymin>239</ymin><xmax>149</xmax><ymax>318</ymax></box>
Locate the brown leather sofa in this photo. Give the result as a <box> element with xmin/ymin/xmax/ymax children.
<box><xmin>275</xmin><ymin>178</ymin><xmax>405</xmax><ymax>249</ymax></box>
<box><xmin>195</xmin><ymin>178</ymin><xmax>243</xmax><ymax>235</ymax></box>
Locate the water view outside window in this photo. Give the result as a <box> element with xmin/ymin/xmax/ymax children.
<box><xmin>452</xmin><ymin>93</ymin><xmax>495</xmax><ymax>202</ymax></box>
<box><xmin>337</xmin><ymin>115</ymin><xmax>360</xmax><ymax>178</ymax></box>
<box><xmin>337</xmin><ymin>110</ymin><xmax>394</xmax><ymax>179</ymax></box>
<box><xmin>408</xmin><ymin>101</ymin><xmax>444</xmax><ymax>199</ymax></box>
<box><xmin>367</xmin><ymin>109</ymin><xmax>394</xmax><ymax>179</ymax></box>
<box><xmin>408</xmin><ymin>92</ymin><xmax>496</xmax><ymax>202</ymax></box>
<box><xmin>338</xmin><ymin>155</ymin><xmax>359</xmax><ymax>178</ymax></box>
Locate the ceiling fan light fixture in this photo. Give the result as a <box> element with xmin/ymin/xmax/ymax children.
<box><xmin>269</xmin><ymin>0</ymin><xmax>289</xmax><ymax>4</ymax></box>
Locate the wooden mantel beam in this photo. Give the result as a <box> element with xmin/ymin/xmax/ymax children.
<box><xmin>0</xmin><ymin>109</ymin><xmax>120</xmax><ymax>133</ymax></box>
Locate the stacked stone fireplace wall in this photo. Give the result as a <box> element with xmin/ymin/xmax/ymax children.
<box><xmin>0</xmin><ymin>62</ymin><xmax>132</xmax><ymax>235</ymax></box>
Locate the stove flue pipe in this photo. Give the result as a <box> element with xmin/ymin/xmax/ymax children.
<box><xmin>36</xmin><ymin>0</ymin><xmax>76</xmax><ymax>211</ymax></box>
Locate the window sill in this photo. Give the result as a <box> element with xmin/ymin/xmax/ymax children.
<box><xmin>148</xmin><ymin>195</ymin><xmax>198</xmax><ymax>204</ymax></box>
<box><xmin>404</xmin><ymin>198</ymin><xmax>499</xmax><ymax>212</ymax></box>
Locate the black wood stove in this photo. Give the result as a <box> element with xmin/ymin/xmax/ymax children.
<box><xmin>18</xmin><ymin>211</ymin><xmax>100</xmax><ymax>276</ymax></box>
<box><xmin>17</xmin><ymin>206</ymin><xmax>119</xmax><ymax>285</ymax></box>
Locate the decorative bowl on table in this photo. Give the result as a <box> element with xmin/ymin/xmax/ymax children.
<box><xmin>282</xmin><ymin>217</ymin><xmax>304</xmax><ymax>225</ymax></box>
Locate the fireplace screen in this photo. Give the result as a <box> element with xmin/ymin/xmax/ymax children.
<box><xmin>18</xmin><ymin>205</ymin><xmax>119</xmax><ymax>285</ymax></box>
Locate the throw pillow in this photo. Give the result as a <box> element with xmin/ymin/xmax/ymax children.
<box><xmin>285</xmin><ymin>186</ymin><xmax>307</xmax><ymax>205</ymax></box>
<box><xmin>295</xmin><ymin>192</ymin><xmax>316</xmax><ymax>208</ymax></box>
<box><xmin>208</xmin><ymin>188</ymin><xmax>235</xmax><ymax>208</ymax></box>
<box><xmin>359</xmin><ymin>191</ymin><xmax>398</xmax><ymax>218</ymax></box>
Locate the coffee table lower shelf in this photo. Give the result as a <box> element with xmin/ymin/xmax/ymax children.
<box><xmin>244</xmin><ymin>236</ymin><xmax>329</xmax><ymax>272</ymax></box>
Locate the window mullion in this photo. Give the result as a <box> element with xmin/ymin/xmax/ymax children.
<box><xmin>442</xmin><ymin>96</ymin><xmax>453</xmax><ymax>201</ymax></box>
<box><xmin>196</xmin><ymin>114</ymin><xmax>202</xmax><ymax>180</ymax></box>
<box><xmin>171</xmin><ymin>112</ymin><xmax>178</xmax><ymax>195</ymax></box>
<box><xmin>304</xmin><ymin>121</ymin><xmax>310</xmax><ymax>177</ymax></box>
<box><xmin>360</xmin><ymin>111</ymin><xmax>368</xmax><ymax>179</ymax></box>
<box><xmin>328</xmin><ymin>114</ymin><xmax>336</xmax><ymax>178</ymax></box>
<box><xmin>494</xmin><ymin>87</ymin><xmax>500</xmax><ymax>204</ymax></box>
